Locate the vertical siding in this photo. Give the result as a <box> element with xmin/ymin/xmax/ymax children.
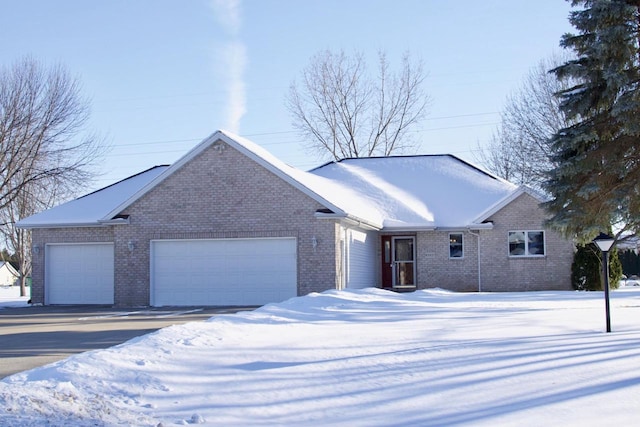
<box><xmin>345</xmin><ymin>228</ymin><xmax>377</xmax><ymax>289</ymax></box>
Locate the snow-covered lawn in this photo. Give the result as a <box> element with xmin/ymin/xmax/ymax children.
<box><xmin>2</xmin><ymin>286</ymin><xmax>640</xmax><ymax>426</ymax></box>
<box><xmin>0</xmin><ymin>285</ymin><xmax>29</xmax><ymax>309</ymax></box>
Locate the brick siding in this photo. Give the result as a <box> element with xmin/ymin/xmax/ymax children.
<box><xmin>413</xmin><ymin>193</ymin><xmax>573</xmax><ymax>292</ymax></box>
<box><xmin>30</xmin><ymin>142</ymin><xmax>574</xmax><ymax>306</ymax></box>
<box><xmin>31</xmin><ymin>140</ymin><xmax>340</xmax><ymax>307</ymax></box>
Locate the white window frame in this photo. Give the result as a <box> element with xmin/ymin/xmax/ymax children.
<box><xmin>449</xmin><ymin>232</ymin><xmax>464</xmax><ymax>259</ymax></box>
<box><xmin>508</xmin><ymin>230</ymin><xmax>546</xmax><ymax>257</ymax></box>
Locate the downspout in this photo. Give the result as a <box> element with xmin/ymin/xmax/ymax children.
<box><xmin>468</xmin><ymin>230</ymin><xmax>481</xmax><ymax>292</ymax></box>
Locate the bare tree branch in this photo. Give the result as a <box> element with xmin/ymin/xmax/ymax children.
<box><xmin>287</xmin><ymin>49</ymin><xmax>430</xmax><ymax>161</ymax></box>
<box><xmin>0</xmin><ymin>57</ymin><xmax>107</xmax><ymax>296</ymax></box>
<box><xmin>474</xmin><ymin>53</ymin><xmax>577</xmax><ymax>191</ymax></box>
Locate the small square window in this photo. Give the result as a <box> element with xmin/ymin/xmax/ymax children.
<box><xmin>449</xmin><ymin>233</ymin><xmax>463</xmax><ymax>258</ymax></box>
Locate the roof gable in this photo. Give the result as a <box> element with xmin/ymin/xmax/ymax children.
<box><xmin>101</xmin><ymin>130</ymin><xmax>384</xmax><ymax>229</ymax></box>
<box><xmin>472</xmin><ymin>186</ymin><xmax>546</xmax><ymax>224</ymax></box>
<box><xmin>0</xmin><ymin>261</ymin><xmax>18</xmax><ymax>276</ymax></box>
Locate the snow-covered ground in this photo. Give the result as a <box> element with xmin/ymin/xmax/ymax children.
<box><xmin>0</xmin><ymin>285</ymin><xmax>29</xmax><ymax>309</ymax></box>
<box><xmin>2</xmin><ymin>285</ymin><xmax>640</xmax><ymax>426</ymax></box>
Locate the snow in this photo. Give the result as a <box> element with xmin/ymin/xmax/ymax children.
<box><xmin>18</xmin><ymin>131</ymin><xmax>521</xmax><ymax>232</ymax></box>
<box><xmin>226</xmin><ymin>130</ymin><xmax>387</xmax><ymax>227</ymax></box>
<box><xmin>2</xmin><ymin>287</ymin><xmax>640</xmax><ymax>426</ymax></box>
<box><xmin>310</xmin><ymin>155</ymin><xmax>517</xmax><ymax>228</ymax></box>
<box><xmin>0</xmin><ymin>285</ymin><xmax>29</xmax><ymax>309</ymax></box>
<box><xmin>16</xmin><ymin>166</ymin><xmax>169</xmax><ymax>228</ymax></box>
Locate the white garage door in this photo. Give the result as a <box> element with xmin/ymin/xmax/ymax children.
<box><xmin>46</xmin><ymin>243</ymin><xmax>114</xmax><ymax>305</ymax></box>
<box><xmin>151</xmin><ymin>237</ymin><xmax>297</xmax><ymax>306</ymax></box>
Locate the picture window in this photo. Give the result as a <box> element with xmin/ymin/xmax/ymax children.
<box><xmin>508</xmin><ymin>231</ymin><xmax>545</xmax><ymax>257</ymax></box>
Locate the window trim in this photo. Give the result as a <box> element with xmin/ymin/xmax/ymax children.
<box><xmin>449</xmin><ymin>232</ymin><xmax>464</xmax><ymax>259</ymax></box>
<box><xmin>508</xmin><ymin>230</ymin><xmax>546</xmax><ymax>257</ymax></box>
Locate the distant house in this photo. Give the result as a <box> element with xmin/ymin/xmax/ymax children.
<box><xmin>17</xmin><ymin>130</ymin><xmax>574</xmax><ymax>307</ymax></box>
<box><xmin>0</xmin><ymin>261</ymin><xmax>19</xmax><ymax>287</ymax></box>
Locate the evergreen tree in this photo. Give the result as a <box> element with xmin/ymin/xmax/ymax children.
<box><xmin>544</xmin><ymin>0</ymin><xmax>640</xmax><ymax>241</ymax></box>
<box><xmin>572</xmin><ymin>243</ymin><xmax>623</xmax><ymax>290</ymax></box>
<box><xmin>619</xmin><ymin>249</ymin><xmax>640</xmax><ymax>275</ymax></box>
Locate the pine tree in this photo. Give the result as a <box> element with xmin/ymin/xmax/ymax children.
<box><xmin>572</xmin><ymin>243</ymin><xmax>623</xmax><ymax>290</ymax></box>
<box><xmin>544</xmin><ymin>0</ymin><xmax>640</xmax><ymax>241</ymax></box>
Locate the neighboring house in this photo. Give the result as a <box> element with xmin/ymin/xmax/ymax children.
<box><xmin>17</xmin><ymin>130</ymin><xmax>574</xmax><ymax>307</ymax></box>
<box><xmin>0</xmin><ymin>261</ymin><xmax>19</xmax><ymax>286</ymax></box>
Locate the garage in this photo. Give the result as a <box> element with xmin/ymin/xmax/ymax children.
<box><xmin>45</xmin><ymin>243</ymin><xmax>115</xmax><ymax>305</ymax></box>
<box><xmin>150</xmin><ymin>237</ymin><xmax>297</xmax><ymax>306</ymax></box>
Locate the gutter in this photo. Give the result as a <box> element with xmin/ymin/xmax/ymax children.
<box><xmin>17</xmin><ymin>221</ymin><xmax>109</xmax><ymax>229</ymax></box>
<box><xmin>382</xmin><ymin>222</ymin><xmax>493</xmax><ymax>233</ymax></box>
<box><xmin>314</xmin><ymin>211</ymin><xmax>382</xmax><ymax>231</ymax></box>
<box><xmin>16</xmin><ymin>216</ymin><xmax>130</xmax><ymax>230</ymax></box>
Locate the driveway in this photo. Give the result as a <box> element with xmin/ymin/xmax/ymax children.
<box><xmin>0</xmin><ymin>305</ymin><xmax>256</xmax><ymax>379</ymax></box>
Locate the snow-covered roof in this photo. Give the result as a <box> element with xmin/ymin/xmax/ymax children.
<box><xmin>16</xmin><ymin>166</ymin><xmax>169</xmax><ymax>228</ymax></box>
<box><xmin>17</xmin><ymin>130</ymin><xmax>525</xmax><ymax>230</ymax></box>
<box><xmin>309</xmin><ymin>155</ymin><xmax>518</xmax><ymax>230</ymax></box>
<box><xmin>0</xmin><ymin>261</ymin><xmax>18</xmax><ymax>276</ymax></box>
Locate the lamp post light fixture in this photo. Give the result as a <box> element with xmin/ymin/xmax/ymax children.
<box><xmin>593</xmin><ymin>232</ymin><xmax>615</xmax><ymax>333</ymax></box>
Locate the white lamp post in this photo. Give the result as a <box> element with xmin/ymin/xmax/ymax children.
<box><xmin>593</xmin><ymin>232</ymin><xmax>615</xmax><ymax>333</ymax></box>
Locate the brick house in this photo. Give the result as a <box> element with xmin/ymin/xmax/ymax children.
<box><xmin>18</xmin><ymin>130</ymin><xmax>574</xmax><ymax>307</ymax></box>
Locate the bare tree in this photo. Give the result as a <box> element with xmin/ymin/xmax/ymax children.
<box><xmin>475</xmin><ymin>53</ymin><xmax>576</xmax><ymax>190</ymax></box>
<box><xmin>0</xmin><ymin>57</ymin><xmax>105</xmax><ymax>296</ymax></box>
<box><xmin>287</xmin><ymin>50</ymin><xmax>430</xmax><ymax>160</ymax></box>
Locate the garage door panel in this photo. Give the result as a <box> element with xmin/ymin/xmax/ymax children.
<box><xmin>46</xmin><ymin>243</ymin><xmax>114</xmax><ymax>305</ymax></box>
<box><xmin>151</xmin><ymin>238</ymin><xmax>297</xmax><ymax>306</ymax></box>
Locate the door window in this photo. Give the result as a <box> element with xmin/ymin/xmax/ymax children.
<box><xmin>394</xmin><ymin>237</ymin><xmax>415</xmax><ymax>287</ymax></box>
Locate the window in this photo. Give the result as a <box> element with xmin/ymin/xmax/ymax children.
<box><xmin>449</xmin><ymin>233</ymin><xmax>463</xmax><ymax>258</ymax></box>
<box><xmin>508</xmin><ymin>231</ymin><xmax>545</xmax><ymax>256</ymax></box>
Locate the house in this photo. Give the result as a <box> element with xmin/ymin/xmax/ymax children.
<box><xmin>17</xmin><ymin>130</ymin><xmax>574</xmax><ymax>307</ymax></box>
<box><xmin>0</xmin><ymin>261</ymin><xmax>19</xmax><ymax>286</ymax></box>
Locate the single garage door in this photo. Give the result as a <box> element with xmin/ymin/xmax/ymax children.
<box><xmin>151</xmin><ymin>237</ymin><xmax>297</xmax><ymax>306</ymax></box>
<box><xmin>46</xmin><ymin>243</ymin><xmax>115</xmax><ymax>305</ymax></box>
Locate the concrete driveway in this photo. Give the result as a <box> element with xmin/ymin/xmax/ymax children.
<box><xmin>0</xmin><ymin>305</ymin><xmax>256</xmax><ymax>379</ymax></box>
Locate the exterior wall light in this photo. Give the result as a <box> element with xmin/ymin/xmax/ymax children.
<box><xmin>127</xmin><ymin>241</ymin><xmax>135</xmax><ymax>252</ymax></box>
<box><xmin>33</xmin><ymin>244</ymin><xmax>40</xmax><ymax>255</ymax></box>
<box><xmin>311</xmin><ymin>236</ymin><xmax>318</xmax><ymax>251</ymax></box>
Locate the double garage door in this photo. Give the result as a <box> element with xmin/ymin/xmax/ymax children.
<box><xmin>151</xmin><ymin>237</ymin><xmax>297</xmax><ymax>306</ymax></box>
<box><xmin>45</xmin><ymin>238</ymin><xmax>297</xmax><ymax>306</ymax></box>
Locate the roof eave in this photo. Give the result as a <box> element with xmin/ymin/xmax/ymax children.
<box><xmin>17</xmin><ymin>215</ymin><xmax>130</xmax><ymax>230</ymax></box>
<box><xmin>380</xmin><ymin>222</ymin><xmax>494</xmax><ymax>233</ymax></box>
<box><xmin>315</xmin><ymin>211</ymin><xmax>382</xmax><ymax>231</ymax></box>
<box><xmin>17</xmin><ymin>221</ymin><xmax>109</xmax><ymax>229</ymax></box>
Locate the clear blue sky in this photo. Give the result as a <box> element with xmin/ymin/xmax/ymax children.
<box><xmin>1</xmin><ymin>0</ymin><xmax>574</xmax><ymax>192</ymax></box>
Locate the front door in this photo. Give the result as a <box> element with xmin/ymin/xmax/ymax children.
<box><xmin>381</xmin><ymin>236</ymin><xmax>416</xmax><ymax>288</ymax></box>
